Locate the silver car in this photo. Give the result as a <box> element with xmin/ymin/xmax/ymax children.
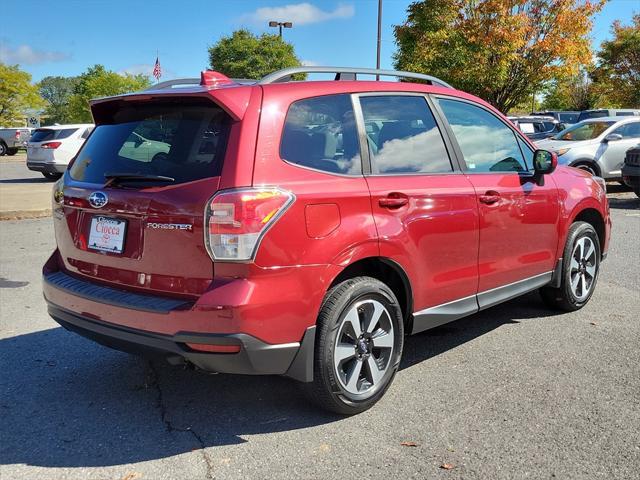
<box><xmin>537</xmin><ymin>117</ymin><xmax>640</xmax><ymax>179</ymax></box>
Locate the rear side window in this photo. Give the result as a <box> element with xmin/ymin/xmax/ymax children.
<box><xmin>280</xmin><ymin>94</ymin><xmax>361</xmax><ymax>174</ymax></box>
<box><xmin>437</xmin><ymin>98</ymin><xmax>527</xmax><ymax>173</ymax></box>
<box><xmin>30</xmin><ymin>128</ymin><xmax>78</xmax><ymax>142</ymax></box>
<box><xmin>615</xmin><ymin>112</ymin><xmax>634</xmax><ymax>117</ymax></box>
<box><xmin>70</xmin><ymin>102</ymin><xmax>230</xmax><ymax>185</ymax></box>
<box><xmin>359</xmin><ymin>95</ymin><xmax>452</xmax><ymax>174</ymax></box>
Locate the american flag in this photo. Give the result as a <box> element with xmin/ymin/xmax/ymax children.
<box><xmin>153</xmin><ymin>56</ymin><xmax>162</xmax><ymax>81</ymax></box>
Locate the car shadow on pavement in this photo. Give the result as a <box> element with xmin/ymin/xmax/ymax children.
<box><xmin>0</xmin><ymin>292</ymin><xmax>558</xmax><ymax>468</ymax></box>
<box><xmin>0</xmin><ymin>177</ymin><xmax>52</xmax><ymax>184</ymax></box>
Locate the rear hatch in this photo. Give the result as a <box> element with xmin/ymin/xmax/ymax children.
<box><xmin>54</xmin><ymin>97</ymin><xmax>234</xmax><ymax>298</ymax></box>
<box><xmin>28</xmin><ymin>127</ymin><xmax>79</xmax><ymax>161</ymax></box>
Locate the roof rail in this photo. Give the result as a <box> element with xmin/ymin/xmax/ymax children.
<box><xmin>258</xmin><ymin>66</ymin><xmax>453</xmax><ymax>88</ymax></box>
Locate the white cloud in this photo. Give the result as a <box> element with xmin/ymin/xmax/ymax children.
<box><xmin>0</xmin><ymin>44</ymin><xmax>69</xmax><ymax>65</ymax></box>
<box><xmin>118</xmin><ymin>64</ymin><xmax>175</xmax><ymax>79</ymax></box>
<box><xmin>118</xmin><ymin>64</ymin><xmax>154</xmax><ymax>76</ymax></box>
<box><xmin>241</xmin><ymin>2</ymin><xmax>354</xmax><ymax>26</ymax></box>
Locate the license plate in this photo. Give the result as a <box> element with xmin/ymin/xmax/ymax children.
<box><xmin>88</xmin><ymin>216</ymin><xmax>127</xmax><ymax>253</ymax></box>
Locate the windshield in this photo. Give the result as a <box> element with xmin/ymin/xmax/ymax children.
<box><xmin>553</xmin><ymin>121</ymin><xmax>614</xmax><ymax>141</ymax></box>
<box><xmin>69</xmin><ymin>102</ymin><xmax>231</xmax><ymax>185</ymax></box>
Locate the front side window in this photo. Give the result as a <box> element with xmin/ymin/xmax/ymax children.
<box><xmin>553</xmin><ymin>121</ymin><xmax>615</xmax><ymax>141</ymax></box>
<box><xmin>360</xmin><ymin>95</ymin><xmax>452</xmax><ymax>174</ymax></box>
<box><xmin>70</xmin><ymin>101</ymin><xmax>230</xmax><ymax>185</ymax></box>
<box><xmin>437</xmin><ymin>98</ymin><xmax>527</xmax><ymax>173</ymax></box>
<box><xmin>612</xmin><ymin>121</ymin><xmax>640</xmax><ymax>139</ymax></box>
<box><xmin>280</xmin><ymin>94</ymin><xmax>361</xmax><ymax>174</ymax></box>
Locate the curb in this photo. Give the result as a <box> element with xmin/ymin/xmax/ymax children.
<box><xmin>0</xmin><ymin>209</ymin><xmax>52</xmax><ymax>221</ymax></box>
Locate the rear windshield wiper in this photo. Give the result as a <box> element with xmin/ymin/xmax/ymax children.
<box><xmin>104</xmin><ymin>172</ymin><xmax>175</xmax><ymax>187</ymax></box>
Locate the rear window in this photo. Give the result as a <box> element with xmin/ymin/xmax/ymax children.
<box><xmin>30</xmin><ymin>128</ymin><xmax>78</xmax><ymax>142</ymax></box>
<box><xmin>70</xmin><ymin>102</ymin><xmax>231</xmax><ymax>185</ymax></box>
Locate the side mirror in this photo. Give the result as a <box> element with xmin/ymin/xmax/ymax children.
<box><xmin>557</xmin><ymin>123</ymin><xmax>566</xmax><ymax>131</ymax></box>
<box><xmin>533</xmin><ymin>149</ymin><xmax>557</xmax><ymax>175</ymax></box>
<box><xmin>604</xmin><ymin>133</ymin><xmax>623</xmax><ymax>143</ymax></box>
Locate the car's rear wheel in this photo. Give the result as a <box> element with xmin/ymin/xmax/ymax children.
<box><xmin>303</xmin><ymin>276</ymin><xmax>404</xmax><ymax>415</ymax></box>
<box><xmin>540</xmin><ymin>221</ymin><xmax>600</xmax><ymax>311</ymax></box>
<box><xmin>42</xmin><ymin>172</ymin><xmax>62</xmax><ymax>181</ymax></box>
<box><xmin>0</xmin><ymin>142</ymin><xmax>7</xmax><ymax>156</ymax></box>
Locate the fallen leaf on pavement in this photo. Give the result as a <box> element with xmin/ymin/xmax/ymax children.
<box><xmin>122</xmin><ymin>473</ymin><xmax>142</xmax><ymax>480</ymax></box>
<box><xmin>440</xmin><ymin>463</ymin><xmax>455</xmax><ymax>470</ymax></box>
<box><xmin>400</xmin><ymin>441</ymin><xmax>418</xmax><ymax>447</ymax></box>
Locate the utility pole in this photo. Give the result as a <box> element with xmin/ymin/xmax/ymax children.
<box><xmin>269</xmin><ymin>21</ymin><xmax>293</xmax><ymax>39</ymax></box>
<box><xmin>376</xmin><ymin>0</ymin><xmax>382</xmax><ymax>80</ymax></box>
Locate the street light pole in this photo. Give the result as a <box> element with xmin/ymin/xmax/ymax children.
<box><xmin>376</xmin><ymin>0</ymin><xmax>382</xmax><ymax>80</ymax></box>
<box><xmin>269</xmin><ymin>21</ymin><xmax>293</xmax><ymax>39</ymax></box>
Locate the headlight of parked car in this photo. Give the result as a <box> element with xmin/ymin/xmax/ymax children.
<box><xmin>555</xmin><ymin>148</ymin><xmax>571</xmax><ymax>156</ymax></box>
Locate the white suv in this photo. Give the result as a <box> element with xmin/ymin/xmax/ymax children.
<box><xmin>26</xmin><ymin>124</ymin><xmax>94</xmax><ymax>180</ymax></box>
<box><xmin>537</xmin><ymin>117</ymin><xmax>640</xmax><ymax>179</ymax></box>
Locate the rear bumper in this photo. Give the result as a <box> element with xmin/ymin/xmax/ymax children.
<box><xmin>42</xmin><ymin>254</ymin><xmax>327</xmax><ymax>381</ymax></box>
<box><xmin>48</xmin><ymin>303</ymin><xmax>308</xmax><ymax>377</ymax></box>
<box><xmin>27</xmin><ymin>161</ymin><xmax>66</xmax><ymax>173</ymax></box>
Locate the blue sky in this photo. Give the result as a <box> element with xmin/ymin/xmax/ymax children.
<box><xmin>1</xmin><ymin>0</ymin><xmax>637</xmax><ymax>82</ymax></box>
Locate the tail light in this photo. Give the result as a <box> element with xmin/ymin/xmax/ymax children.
<box><xmin>14</xmin><ymin>131</ymin><xmax>21</xmax><ymax>139</ymax></box>
<box><xmin>204</xmin><ymin>187</ymin><xmax>294</xmax><ymax>261</ymax></box>
<box><xmin>41</xmin><ymin>142</ymin><xmax>62</xmax><ymax>149</ymax></box>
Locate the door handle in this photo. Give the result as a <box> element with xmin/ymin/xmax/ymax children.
<box><xmin>379</xmin><ymin>195</ymin><xmax>409</xmax><ymax>209</ymax></box>
<box><xmin>478</xmin><ymin>191</ymin><xmax>500</xmax><ymax>205</ymax></box>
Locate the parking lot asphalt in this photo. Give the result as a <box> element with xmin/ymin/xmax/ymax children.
<box><xmin>0</xmin><ymin>186</ymin><xmax>638</xmax><ymax>480</ymax></box>
<box><xmin>0</xmin><ymin>153</ymin><xmax>54</xmax><ymax>220</ymax></box>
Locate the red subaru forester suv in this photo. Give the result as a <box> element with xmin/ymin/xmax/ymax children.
<box><xmin>44</xmin><ymin>67</ymin><xmax>611</xmax><ymax>414</ymax></box>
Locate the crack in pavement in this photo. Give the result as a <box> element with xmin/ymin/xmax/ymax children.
<box><xmin>145</xmin><ymin>361</ymin><xmax>215</xmax><ymax>479</ymax></box>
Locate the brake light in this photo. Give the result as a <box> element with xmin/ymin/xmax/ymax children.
<box><xmin>204</xmin><ymin>187</ymin><xmax>294</xmax><ymax>261</ymax></box>
<box><xmin>41</xmin><ymin>142</ymin><xmax>62</xmax><ymax>149</ymax></box>
<box><xmin>15</xmin><ymin>131</ymin><xmax>21</xmax><ymax>139</ymax></box>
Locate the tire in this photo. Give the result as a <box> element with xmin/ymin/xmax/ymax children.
<box><xmin>302</xmin><ymin>276</ymin><xmax>404</xmax><ymax>415</ymax></box>
<box><xmin>573</xmin><ymin>162</ymin><xmax>598</xmax><ymax>176</ymax></box>
<box><xmin>540</xmin><ymin>221</ymin><xmax>600</xmax><ymax>312</ymax></box>
<box><xmin>42</xmin><ymin>172</ymin><xmax>62</xmax><ymax>181</ymax></box>
<box><xmin>0</xmin><ymin>142</ymin><xmax>7</xmax><ymax>156</ymax></box>
<box><xmin>6</xmin><ymin>148</ymin><xmax>18</xmax><ymax>156</ymax></box>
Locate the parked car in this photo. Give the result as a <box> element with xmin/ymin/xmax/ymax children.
<box><xmin>0</xmin><ymin>127</ymin><xmax>31</xmax><ymax>155</ymax></box>
<box><xmin>43</xmin><ymin>67</ymin><xmax>611</xmax><ymax>414</ymax></box>
<box><xmin>536</xmin><ymin>117</ymin><xmax>640</xmax><ymax>178</ymax></box>
<box><xmin>622</xmin><ymin>144</ymin><xmax>640</xmax><ymax>197</ymax></box>
<box><xmin>509</xmin><ymin>116</ymin><xmax>565</xmax><ymax>141</ymax></box>
<box><xmin>577</xmin><ymin>109</ymin><xmax>640</xmax><ymax>122</ymax></box>
<box><xmin>531</xmin><ymin>110</ymin><xmax>580</xmax><ymax>125</ymax></box>
<box><xmin>26</xmin><ymin>124</ymin><xmax>94</xmax><ymax>180</ymax></box>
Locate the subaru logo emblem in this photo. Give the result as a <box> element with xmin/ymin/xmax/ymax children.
<box><xmin>88</xmin><ymin>191</ymin><xmax>108</xmax><ymax>209</ymax></box>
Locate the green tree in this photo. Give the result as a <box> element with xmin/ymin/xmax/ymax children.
<box><xmin>591</xmin><ymin>14</ymin><xmax>640</xmax><ymax>108</ymax></box>
<box><xmin>394</xmin><ymin>0</ymin><xmax>604</xmax><ymax>112</ymax></box>
<box><xmin>67</xmin><ymin>65</ymin><xmax>151</xmax><ymax>123</ymax></box>
<box><xmin>208</xmin><ymin>29</ymin><xmax>302</xmax><ymax>79</ymax></box>
<box><xmin>38</xmin><ymin>76</ymin><xmax>79</xmax><ymax>125</ymax></box>
<box><xmin>0</xmin><ymin>63</ymin><xmax>45</xmax><ymax>127</ymax></box>
<box><xmin>542</xmin><ymin>71</ymin><xmax>601</xmax><ymax>111</ymax></box>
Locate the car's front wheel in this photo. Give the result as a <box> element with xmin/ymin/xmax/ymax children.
<box><xmin>540</xmin><ymin>221</ymin><xmax>600</xmax><ymax>311</ymax></box>
<box><xmin>303</xmin><ymin>276</ymin><xmax>404</xmax><ymax>415</ymax></box>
